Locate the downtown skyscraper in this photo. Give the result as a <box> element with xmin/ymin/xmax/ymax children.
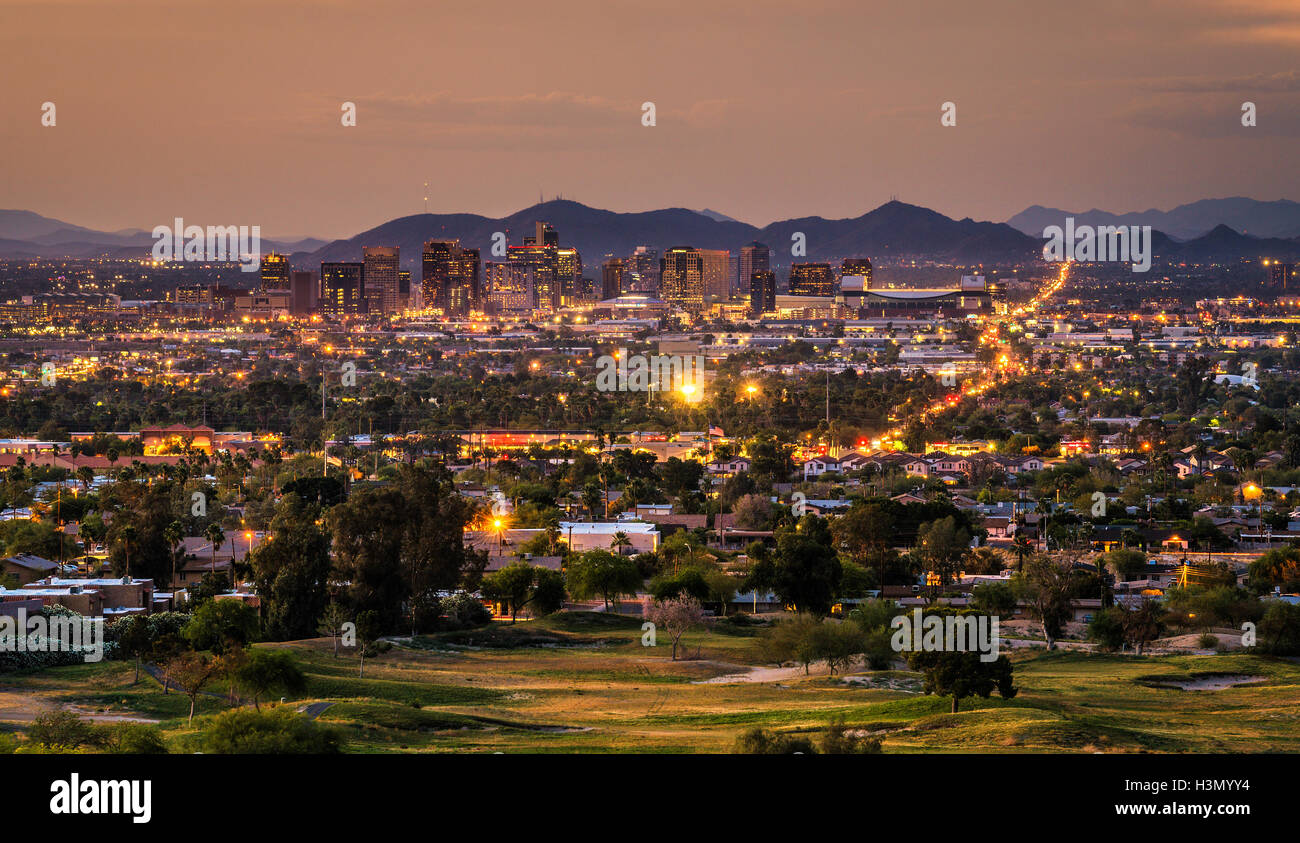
<box><xmin>422</xmin><ymin>240</ymin><xmax>481</xmax><ymax>316</ymax></box>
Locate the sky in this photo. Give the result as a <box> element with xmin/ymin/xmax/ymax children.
<box><xmin>2</xmin><ymin>0</ymin><xmax>1298</xmax><ymax>239</ymax></box>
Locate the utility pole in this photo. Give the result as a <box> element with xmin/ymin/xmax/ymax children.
<box><xmin>322</xmin><ymin>373</ymin><xmax>328</xmax><ymax>478</ymax></box>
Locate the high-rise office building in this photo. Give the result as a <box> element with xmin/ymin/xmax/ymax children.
<box><xmin>260</xmin><ymin>253</ymin><xmax>291</xmax><ymax>291</ymax></box>
<box><xmin>556</xmin><ymin>247</ymin><xmax>583</xmax><ymax>306</ymax></box>
<box><xmin>660</xmin><ymin>247</ymin><xmax>705</xmax><ymax>312</ymax></box>
<box><xmin>699</xmin><ymin>249</ymin><xmax>731</xmax><ymax>304</ymax></box>
<box><xmin>739</xmin><ymin>242</ymin><xmax>770</xmax><ymax>300</ymax></box>
<box><xmin>627</xmin><ymin>246</ymin><xmax>659</xmax><ymax>293</ymax></box>
<box><xmin>422</xmin><ymin>240</ymin><xmax>482</xmax><ymax>316</ymax></box>
<box><xmin>601</xmin><ymin>258</ymin><xmax>626</xmax><ymax>300</ymax></box>
<box><xmin>841</xmin><ymin>257</ymin><xmax>873</xmax><ymax>289</ymax></box>
<box><xmin>290</xmin><ymin>270</ymin><xmax>317</xmax><ymax>315</ymax></box>
<box><xmin>320</xmin><ymin>262</ymin><xmax>365</xmax><ymax>315</ymax></box>
<box><xmin>749</xmin><ymin>271</ymin><xmax>776</xmax><ymax>316</ymax></box>
<box><xmin>362</xmin><ymin>246</ymin><xmax>401</xmax><ymax>314</ymax></box>
<box><xmin>789</xmin><ymin>262</ymin><xmax>835</xmax><ymax>296</ymax></box>
<box><xmin>508</xmin><ymin>243</ymin><xmax>558</xmax><ymax>311</ymax></box>
<box><xmin>484</xmin><ymin>261</ymin><xmax>530</xmax><ymax>315</ymax></box>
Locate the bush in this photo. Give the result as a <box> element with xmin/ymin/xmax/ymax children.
<box><xmin>1088</xmin><ymin>607</ymin><xmax>1127</xmax><ymax>652</ymax></box>
<box><xmin>24</xmin><ymin>711</ymin><xmax>167</xmax><ymax>753</ymax></box>
<box><xmin>199</xmin><ymin>708</ymin><xmax>341</xmax><ymax>754</ymax></box>
<box><xmin>1197</xmin><ymin>633</ymin><xmax>1220</xmax><ymax>649</ymax></box>
<box><xmin>819</xmin><ymin>717</ymin><xmax>882</xmax><ymax>755</ymax></box>
<box><xmin>439</xmin><ymin>593</ymin><xmax>492</xmax><ymax>630</ymax></box>
<box><xmin>732</xmin><ymin>726</ymin><xmax>816</xmax><ymax>754</ymax></box>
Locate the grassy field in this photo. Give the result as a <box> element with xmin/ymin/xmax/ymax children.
<box><xmin>3</xmin><ymin>611</ymin><xmax>1299</xmax><ymax>753</ymax></box>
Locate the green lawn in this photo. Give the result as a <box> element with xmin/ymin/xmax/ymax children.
<box><xmin>4</xmin><ymin>613</ymin><xmax>1299</xmax><ymax>753</ymax></box>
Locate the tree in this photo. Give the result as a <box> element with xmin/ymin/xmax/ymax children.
<box><xmin>1103</xmin><ymin>548</ymin><xmax>1148</xmax><ymax>582</ymax></box>
<box><xmin>354</xmin><ymin>610</ymin><xmax>381</xmax><ymax>678</ymax></box>
<box><xmin>183</xmin><ymin>599</ymin><xmax>260</xmax><ymax>655</ymax></box>
<box><xmin>565</xmin><ymin>549</ymin><xmax>642</xmax><ymax>611</ymax></box>
<box><xmin>732</xmin><ymin>493</ymin><xmax>775</xmax><ymax>530</ymax></box>
<box><xmin>971</xmin><ymin>582</ymin><xmax>1018</xmax><ymax>617</ymax></box>
<box><xmin>915</xmin><ymin>516</ymin><xmax>972</xmax><ymax>585</ymax></box>
<box><xmin>250</xmin><ymin>495</ymin><xmax>331</xmax><ymax>640</ymax></box>
<box><xmin>317</xmin><ymin>602</ymin><xmax>349</xmax><ymax>658</ymax></box>
<box><xmin>833</xmin><ymin>501</ymin><xmax>896</xmax><ymax>586</ymax></box>
<box><xmin>770</xmin><ymin>515</ymin><xmax>842</xmax><ymax>615</ymax></box>
<box><xmin>811</xmin><ymin>619</ymin><xmax>865</xmax><ymax>675</ymax></box>
<box><xmin>114</xmin><ymin>614</ymin><xmax>153</xmax><ymax>684</ymax></box>
<box><xmin>236</xmin><ymin>649</ymin><xmax>307</xmax><ymax>710</ymax></box>
<box><xmin>1122</xmin><ymin>600</ymin><xmax>1166</xmax><ymax>655</ymax></box>
<box><xmin>328</xmin><ymin>464</ymin><xmax>485</xmax><ymax>633</ymax></box>
<box><xmin>163</xmin><ymin>651</ymin><xmax>220</xmax><ymax>724</ymax></box>
<box><xmin>162</xmin><ymin>519</ymin><xmax>184</xmax><ymax>589</ymax></box>
<box><xmin>205</xmin><ymin>522</ymin><xmax>226</xmax><ymax>577</ymax></box>
<box><xmin>758</xmin><ymin>613</ymin><xmax>822</xmax><ymax>674</ymax></box>
<box><xmin>645</xmin><ymin>596</ymin><xmax>708</xmax><ymax>660</ymax></box>
<box><xmin>1088</xmin><ymin>606</ymin><xmax>1127</xmax><ymax>651</ymax></box>
<box><xmin>481</xmin><ymin>562</ymin><xmax>566</xmax><ymax>623</ymax></box>
<box><xmin>908</xmin><ymin>650</ymin><xmax>1018</xmax><ymax>713</ymax></box>
<box><xmin>1014</xmin><ymin>555</ymin><xmax>1075</xmax><ymax>649</ymax></box>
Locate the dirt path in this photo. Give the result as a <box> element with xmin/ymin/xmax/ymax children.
<box><xmin>690</xmin><ymin>658</ymin><xmax>855</xmax><ymax>684</ymax></box>
<box><xmin>0</xmin><ymin>688</ymin><xmax>160</xmax><ymax>725</ymax></box>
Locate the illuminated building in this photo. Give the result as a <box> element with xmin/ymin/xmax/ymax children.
<box><xmin>789</xmin><ymin>262</ymin><xmax>835</xmax><ymax>296</ymax></box>
<box><xmin>749</xmin><ymin>270</ymin><xmax>776</xmax><ymax>316</ymax></box>
<box><xmin>362</xmin><ymin>246</ymin><xmax>401</xmax><ymax>314</ymax></box>
<box><xmin>601</xmin><ymin>257</ymin><xmax>626</xmax><ymax>300</ymax></box>
<box><xmin>259</xmin><ymin>253</ymin><xmax>291</xmax><ymax>291</ymax></box>
<box><xmin>660</xmin><ymin>246</ymin><xmax>705</xmax><ymax>312</ymax></box>
<box><xmin>422</xmin><ymin>240</ymin><xmax>481</xmax><ymax>316</ymax></box>
<box><xmin>739</xmin><ymin>242</ymin><xmax>770</xmax><ymax>301</ymax></box>
<box><xmin>700</xmin><ymin>249</ymin><xmax>730</xmax><ymax>304</ymax></box>
<box><xmin>320</xmin><ymin>261</ymin><xmax>365</xmax><ymax>315</ymax></box>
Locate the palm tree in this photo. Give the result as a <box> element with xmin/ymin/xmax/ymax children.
<box><xmin>610</xmin><ymin>531</ymin><xmax>631</xmax><ymax>556</ymax></box>
<box><xmin>1011</xmin><ymin>533</ymin><xmax>1032</xmax><ymax>572</ymax></box>
<box><xmin>205</xmin><ymin>523</ymin><xmax>226</xmax><ymax>577</ymax></box>
<box><xmin>163</xmin><ymin>520</ymin><xmax>184</xmax><ymax>589</ymax></box>
<box><xmin>120</xmin><ymin>525</ymin><xmax>137</xmax><ymax>578</ymax></box>
<box><xmin>75</xmin><ymin>465</ymin><xmax>94</xmax><ymax>492</ymax></box>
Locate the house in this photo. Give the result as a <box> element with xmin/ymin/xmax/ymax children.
<box><xmin>727</xmin><ymin>591</ymin><xmax>784</xmax><ymax>613</ymax></box>
<box><xmin>707</xmin><ymin>456</ymin><xmax>751</xmax><ymax>477</ymax></box>
<box><xmin>802</xmin><ymin>499</ymin><xmax>851</xmax><ymax>516</ymax></box>
<box><xmin>558</xmin><ymin>521</ymin><xmax>660</xmax><ymax>554</ymax></box>
<box><xmin>24</xmin><ymin>577</ymin><xmax>155</xmax><ymax>613</ymax></box>
<box><xmin>1</xmin><ymin>554</ymin><xmax>64</xmax><ymax>586</ymax></box>
<box><xmin>982</xmin><ymin>516</ymin><xmax>1014</xmax><ymax>539</ymax></box>
<box><xmin>802</xmin><ymin>455</ymin><xmax>842</xmax><ymax>480</ymax></box>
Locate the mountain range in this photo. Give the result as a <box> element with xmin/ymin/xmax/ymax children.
<box><xmin>3</xmin><ymin>198</ymin><xmax>1300</xmax><ymax>270</ymax></box>
<box><xmin>1007</xmin><ymin>198</ymin><xmax>1300</xmax><ymax>241</ymax></box>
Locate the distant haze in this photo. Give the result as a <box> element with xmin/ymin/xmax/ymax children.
<box><xmin>2</xmin><ymin>0</ymin><xmax>1298</xmax><ymax>237</ymax></box>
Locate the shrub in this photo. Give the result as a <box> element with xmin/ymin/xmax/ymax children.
<box><xmin>732</xmin><ymin>726</ymin><xmax>816</xmax><ymax>754</ymax></box>
<box><xmin>819</xmin><ymin>717</ymin><xmax>882</xmax><ymax>754</ymax></box>
<box><xmin>199</xmin><ymin>708</ymin><xmax>341</xmax><ymax>754</ymax></box>
<box><xmin>1197</xmin><ymin>633</ymin><xmax>1220</xmax><ymax>649</ymax></box>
